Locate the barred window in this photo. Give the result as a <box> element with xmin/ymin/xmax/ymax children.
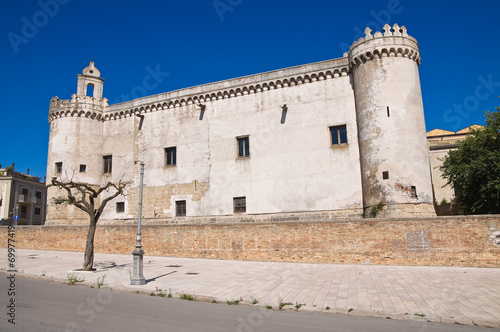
<box><xmin>116</xmin><ymin>202</ymin><xmax>125</xmax><ymax>213</ymax></box>
<box><xmin>176</xmin><ymin>200</ymin><xmax>186</xmax><ymax>217</ymax></box>
<box><xmin>237</xmin><ymin>137</ymin><xmax>250</xmax><ymax>157</ymax></box>
<box><xmin>233</xmin><ymin>196</ymin><xmax>246</xmax><ymax>213</ymax></box>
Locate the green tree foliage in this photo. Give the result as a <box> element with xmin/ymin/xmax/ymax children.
<box><xmin>440</xmin><ymin>105</ymin><xmax>500</xmax><ymax>214</ymax></box>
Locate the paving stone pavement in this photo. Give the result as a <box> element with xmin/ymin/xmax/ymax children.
<box><xmin>1</xmin><ymin>249</ymin><xmax>499</xmax><ymax>327</ymax></box>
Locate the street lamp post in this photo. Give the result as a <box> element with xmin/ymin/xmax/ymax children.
<box><xmin>131</xmin><ymin>161</ymin><xmax>146</xmax><ymax>285</ymax></box>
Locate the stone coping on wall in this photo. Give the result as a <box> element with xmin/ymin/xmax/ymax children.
<box><xmin>36</xmin><ymin>213</ymin><xmax>500</xmax><ymax>229</ymax></box>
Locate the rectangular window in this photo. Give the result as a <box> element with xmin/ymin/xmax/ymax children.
<box><xmin>55</xmin><ymin>162</ymin><xmax>62</xmax><ymax>174</ymax></box>
<box><xmin>35</xmin><ymin>191</ymin><xmax>42</xmax><ymax>199</ymax></box>
<box><xmin>80</xmin><ymin>164</ymin><xmax>86</xmax><ymax>173</ymax></box>
<box><xmin>382</xmin><ymin>171</ymin><xmax>389</xmax><ymax>180</ymax></box>
<box><xmin>116</xmin><ymin>202</ymin><xmax>125</xmax><ymax>213</ymax></box>
<box><xmin>176</xmin><ymin>200</ymin><xmax>186</xmax><ymax>217</ymax></box>
<box><xmin>22</xmin><ymin>188</ymin><xmax>29</xmax><ymax>196</ymax></box>
<box><xmin>233</xmin><ymin>196</ymin><xmax>246</xmax><ymax>213</ymax></box>
<box><xmin>103</xmin><ymin>155</ymin><xmax>112</xmax><ymax>174</ymax></box>
<box><xmin>410</xmin><ymin>186</ymin><xmax>417</xmax><ymax>199</ymax></box>
<box><xmin>330</xmin><ymin>125</ymin><xmax>348</xmax><ymax>146</ymax></box>
<box><xmin>237</xmin><ymin>136</ymin><xmax>250</xmax><ymax>157</ymax></box>
<box><xmin>165</xmin><ymin>147</ymin><xmax>177</xmax><ymax>166</ymax></box>
<box><xmin>0</xmin><ymin>199</ymin><xmax>2</xmax><ymax>207</ymax></box>
<box><xmin>20</xmin><ymin>205</ymin><xmax>27</xmax><ymax>219</ymax></box>
<box><xmin>34</xmin><ymin>207</ymin><xmax>41</xmax><ymax>215</ymax></box>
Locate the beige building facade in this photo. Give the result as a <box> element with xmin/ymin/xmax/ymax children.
<box><xmin>0</xmin><ymin>165</ymin><xmax>46</xmax><ymax>225</ymax></box>
<box><xmin>427</xmin><ymin>125</ymin><xmax>481</xmax><ymax>205</ymax></box>
<box><xmin>46</xmin><ymin>24</ymin><xmax>435</xmax><ymax>225</ymax></box>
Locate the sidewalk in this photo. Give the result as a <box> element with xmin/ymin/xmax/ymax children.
<box><xmin>1</xmin><ymin>248</ymin><xmax>500</xmax><ymax>327</ymax></box>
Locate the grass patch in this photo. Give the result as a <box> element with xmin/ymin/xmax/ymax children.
<box><xmin>67</xmin><ymin>272</ymin><xmax>85</xmax><ymax>286</ymax></box>
<box><xmin>251</xmin><ymin>297</ymin><xmax>259</xmax><ymax>305</ymax></box>
<box><xmin>278</xmin><ymin>297</ymin><xmax>293</xmax><ymax>310</ymax></box>
<box><xmin>180</xmin><ymin>292</ymin><xmax>196</xmax><ymax>301</ymax></box>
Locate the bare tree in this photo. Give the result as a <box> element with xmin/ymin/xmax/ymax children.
<box><xmin>50</xmin><ymin>177</ymin><xmax>128</xmax><ymax>271</ymax></box>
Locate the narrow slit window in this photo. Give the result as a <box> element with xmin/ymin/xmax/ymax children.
<box><xmin>55</xmin><ymin>162</ymin><xmax>62</xmax><ymax>174</ymax></box>
<box><xmin>237</xmin><ymin>137</ymin><xmax>250</xmax><ymax>157</ymax></box>
<box><xmin>329</xmin><ymin>125</ymin><xmax>348</xmax><ymax>146</ymax></box>
<box><xmin>176</xmin><ymin>200</ymin><xmax>186</xmax><ymax>217</ymax></box>
<box><xmin>103</xmin><ymin>155</ymin><xmax>112</xmax><ymax>174</ymax></box>
<box><xmin>233</xmin><ymin>196</ymin><xmax>246</xmax><ymax>213</ymax></box>
<box><xmin>387</xmin><ymin>106</ymin><xmax>390</xmax><ymax>117</ymax></box>
<box><xmin>165</xmin><ymin>147</ymin><xmax>177</xmax><ymax>166</ymax></box>
<box><xmin>410</xmin><ymin>186</ymin><xmax>417</xmax><ymax>198</ymax></box>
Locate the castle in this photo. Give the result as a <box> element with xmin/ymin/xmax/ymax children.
<box><xmin>46</xmin><ymin>24</ymin><xmax>435</xmax><ymax>225</ymax></box>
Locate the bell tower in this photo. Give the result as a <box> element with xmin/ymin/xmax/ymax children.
<box><xmin>76</xmin><ymin>61</ymin><xmax>104</xmax><ymax>99</ymax></box>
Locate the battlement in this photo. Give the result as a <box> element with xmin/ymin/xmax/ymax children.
<box><xmin>48</xmin><ymin>94</ymin><xmax>108</xmax><ymax>122</ymax></box>
<box><xmin>348</xmin><ymin>23</ymin><xmax>420</xmax><ymax>68</ymax></box>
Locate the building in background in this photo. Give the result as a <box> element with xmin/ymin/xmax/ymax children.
<box><xmin>46</xmin><ymin>24</ymin><xmax>436</xmax><ymax>225</ymax></box>
<box><xmin>427</xmin><ymin>125</ymin><xmax>481</xmax><ymax>214</ymax></box>
<box><xmin>0</xmin><ymin>164</ymin><xmax>46</xmax><ymax>225</ymax></box>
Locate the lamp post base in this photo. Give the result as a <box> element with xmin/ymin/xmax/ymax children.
<box><xmin>131</xmin><ymin>248</ymin><xmax>146</xmax><ymax>285</ymax></box>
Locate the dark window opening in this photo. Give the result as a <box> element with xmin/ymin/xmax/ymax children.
<box><xmin>55</xmin><ymin>162</ymin><xmax>62</xmax><ymax>174</ymax></box>
<box><xmin>116</xmin><ymin>202</ymin><xmax>125</xmax><ymax>213</ymax></box>
<box><xmin>34</xmin><ymin>207</ymin><xmax>41</xmax><ymax>216</ymax></box>
<box><xmin>237</xmin><ymin>137</ymin><xmax>250</xmax><ymax>157</ymax></box>
<box><xmin>330</xmin><ymin>125</ymin><xmax>348</xmax><ymax>146</ymax></box>
<box><xmin>165</xmin><ymin>147</ymin><xmax>177</xmax><ymax>166</ymax></box>
<box><xmin>387</xmin><ymin>106</ymin><xmax>390</xmax><ymax>117</ymax></box>
<box><xmin>176</xmin><ymin>200</ymin><xmax>186</xmax><ymax>217</ymax></box>
<box><xmin>80</xmin><ymin>164</ymin><xmax>87</xmax><ymax>173</ymax></box>
<box><xmin>0</xmin><ymin>199</ymin><xmax>2</xmax><ymax>207</ymax></box>
<box><xmin>35</xmin><ymin>191</ymin><xmax>42</xmax><ymax>199</ymax></box>
<box><xmin>382</xmin><ymin>171</ymin><xmax>389</xmax><ymax>180</ymax></box>
<box><xmin>20</xmin><ymin>205</ymin><xmax>27</xmax><ymax>219</ymax></box>
<box><xmin>233</xmin><ymin>196</ymin><xmax>246</xmax><ymax>213</ymax></box>
<box><xmin>22</xmin><ymin>188</ymin><xmax>29</xmax><ymax>196</ymax></box>
<box><xmin>103</xmin><ymin>155</ymin><xmax>112</xmax><ymax>174</ymax></box>
<box><xmin>410</xmin><ymin>186</ymin><xmax>417</xmax><ymax>198</ymax></box>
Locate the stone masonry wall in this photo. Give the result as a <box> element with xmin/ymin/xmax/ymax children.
<box><xmin>2</xmin><ymin>215</ymin><xmax>499</xmax><ymax>267</ymax></box>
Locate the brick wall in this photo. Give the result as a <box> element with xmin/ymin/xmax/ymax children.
<box><xmin>3</xmin><ymin>215</ymin><xmax>499</xmax><ymax>267</ymax></box>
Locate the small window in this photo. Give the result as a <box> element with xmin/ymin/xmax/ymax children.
<box><xmin>387</xmin><ymin>106</ymin><xmax>390</xmax><ymax>117</ymax></box>
<box><xmin>35</xmin><ymin>191</ymin><xmax>42</xmax><ymax>199</ymax></box>
<box><xmin>233</xmin><ymin>196</ymin><xmax>246</xmax><ymax>213</ymax></box>
<box><xmin>165</xmin><ymin>147</ymin><xmax>177</xmax><ymax>166</ymax></box>
<box><xmin>103</xmin><ymin>155</ymin><xmax>112</xmax><ymax>174</ymax></box>
<box><xmin>34</xmin><ymin>207</ymin><xmax>41</xmax><ymax>216</ymax></box>
<box><xmin>176</xmin><ymin>200</ymin><xmax>186</xmax><ymax>217</ymax></box>
<box><xmin>0</xmin><ymin>199</ymin><xmax>2</xmax><ymax>207</ymax></box>
<box><xmin>237</xmin><ymin>136</ymin><xmax>250</xmax><ymax>157</ymax></box>
<box><xmin>22</xmin><ymin>188</ymin><xmax>29</xmax><ymax>196</ymax></box>
<box><xmin>80</xmin><ymin>164</ymin><xmax>87</xmax><ymax>173</ymax></box>
<box><xmin>329</xmin><ymin>125</ymin><xmax>348</xmax><ymax>146</ymax></box>
<box><xmin>55</xmin><ymin>162</ymin><xmax>62</xmax><ymax>174</ymax></box>
<box><xmin>116</xmin><ymin>202</ymin><xmax>125</xmax><ymax>213</ymax></box>
<box><xmin>382</xmin><ymin>171</ymin><xmax>389</xmax><ymax>180</ymax></box>
<box><xmin>410</xmin><ymin>186</ymin><xmax>417</xmax><ymax>199</ymax></box>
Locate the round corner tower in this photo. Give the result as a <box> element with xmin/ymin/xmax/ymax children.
<box><xmin>348</xmin><ymin>24</ymin><xmax>435</xmax><ymax>218</ymax></box>
<box><xmin>46</xmin><ymin>61</ymin><xmax>108</xmax><ymax>224</ymax></box>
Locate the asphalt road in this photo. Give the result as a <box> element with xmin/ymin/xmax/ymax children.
<box><xmin>0</xmin><ymin>275</ymin><xmax>494</xmax><ymax>332</ymax></box>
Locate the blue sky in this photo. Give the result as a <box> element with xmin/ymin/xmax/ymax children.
<box><xmin>1</xmin><ymin>0</ymin><xmax>499</xmax><ymax>179</ymax></box>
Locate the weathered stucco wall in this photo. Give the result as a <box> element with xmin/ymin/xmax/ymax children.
<box><xmin>4</xmin><ymin>215</ymin><xmax>499</xmax><ymax>267</ymax></box>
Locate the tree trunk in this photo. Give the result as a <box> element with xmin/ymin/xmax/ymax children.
<box><xmin>83</xmin><ymin>215</ymin><xmax>97</xmax><ymax>271</ymax></box>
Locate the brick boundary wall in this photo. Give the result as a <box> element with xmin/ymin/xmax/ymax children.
<box><xmin>2</xmin><ymin>215</ymin><xmax>499</xmax><ymax>267</ymax></box>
